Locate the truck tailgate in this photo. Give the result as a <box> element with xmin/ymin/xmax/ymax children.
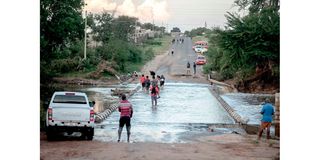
<box><xmin>52</xmin><ymin>105</ymin><xmax>90</xmax><ymax>122</ymax></box>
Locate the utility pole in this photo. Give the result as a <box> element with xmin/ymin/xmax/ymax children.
<box><xmin>166</xmin><ymin>23</ymin><xmax>169</xmax><ymax>33</ymax></box>
<box><xmin>84</xmin><ymin>10</ymin><xmax>87</xmax><ymax>60</ymax></box>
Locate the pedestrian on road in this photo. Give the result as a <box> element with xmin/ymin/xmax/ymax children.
<box><xmin>144</xmin><ymin>76</ymin><xmax>151</xmax><ymax>93</ymax></box>
<box><xmin>160</xmin><ymin>75</ymin><xmax>165</xmax><ymax>88</ymax></box>
<box><xmin>117</xmin><ymin>94</ymin><xmax>133</xmax><ymax>143</ymax></box>
<box><xmin>150</xmin><ymin>84</ymin><xmax>160</xmax><ymax>106</ymax></box>
<box><xmin>140</xmin><ymin>74</ymin><xmax>146</xmax><ymax>90</ymax></box>
<box><xmin>186</xmin><ymin>61</ymin><xmax>191</xmax><ymax>75</ymax></box>
<box><xmin>193</xmin><ymin>62</ymin><xmax>196</xmax><ymax>75</ymax></box>
<box><xmin>257</xmin><ymin>98</ymin><xmax>275</xmax><ymax>140</ymax></box>
<box><xmin>171</xmin><ymin>48</ymin><xmax>174</xmax><ymax>55</ymax></box>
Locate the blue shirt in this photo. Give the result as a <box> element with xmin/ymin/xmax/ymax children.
<box><xmin>260</xmin><ymin>103</ymin><xmax>275</xmax><ymax>122</ymax></box>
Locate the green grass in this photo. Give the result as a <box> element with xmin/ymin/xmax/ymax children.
<box><xmin>148</xmin><ymin>35</ymin><xmax>172</xmax><ymax>55</ymax></box>
<box><xmin>126</xmin><ymin>63</ymin><xmax>143</xmax><ymax>73</ymax></box>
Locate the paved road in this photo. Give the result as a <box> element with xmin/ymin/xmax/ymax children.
<box><xmin>146</xmin><ymin>36</ymin><xmax>207</xmax><ymax>83</ymax></box>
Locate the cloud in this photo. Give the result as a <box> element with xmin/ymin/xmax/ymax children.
<box><xmin>85</xmin><ymin>0</ymin><xmax>117</xmax><ymax>14</ymax></box>
<box><xmin>85</xmin><ymin>0</ymin><xmax>170</xmax><ymax>22</ymax></box>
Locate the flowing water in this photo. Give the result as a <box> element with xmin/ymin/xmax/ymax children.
<box><xmin>221</xmin><ymin>93</ymin><xmax>274</xmax><ymax>125</ymax></box>
<box><xmin>42</xmin><ymin>82</ymin><xmax>272</xmax><ymax>142</ymax></box>
<box><xmin>93</xmin><ymin>83</ymin><xmax>235</xmax><ymax>143</ymax></box>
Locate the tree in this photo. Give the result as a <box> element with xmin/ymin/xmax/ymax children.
<box><xmin>205</xmin><ymin>0</ymin><xmax>279</xmax><ymax>85</ymax></box>
<box><xmin>171</xmin><ymin>27</ymin><xmax>181</xmax><ymax>33</ymax></box>
<box><xmin>141</xmin><ymin>22</ymin><xmax>154</xmax><ymax>30</ymax></box>
<box><xmin>234</xmin><ymin>0</ymin><xmax>280</xmax><ymax>13</ymax></box>
<box><xmin>187</xmin><ymin>27</ymin><xmax>211</xmax><ymax>37</ymax></box>
<box><xmin>40</xmin><ymin>0</ymin><xmax>85</xmax><ymax>61</ymax></box>
<box><xmin>112</xmin><ymin>16</ymin><xmax>138</xmax><ymax>41</ymax></box>
<box><xmin>87</xmin><ymin>12</ymin><xmax>113</xmax><ymax>44</ymax></box>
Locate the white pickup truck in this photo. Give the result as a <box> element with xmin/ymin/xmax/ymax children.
<box><xmin>46</xmin><ymin>91</ymin><xmax>95</xmax><ymax>140</ymax></box>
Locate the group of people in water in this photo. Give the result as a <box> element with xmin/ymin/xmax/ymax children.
<box><xmin>117</xmin><ymin>71</ymin><xmax>165</xmax><ymax>142</ymax></box>
<box><xmin>139</xmin><ymin>71</ymin><xmax>165</xmax><ymax>106</ymax></box>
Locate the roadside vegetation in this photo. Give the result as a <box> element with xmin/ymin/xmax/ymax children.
<box><xmin>186</xmin><ymin>0</ymin><xmax>279</xmax><ymax>93</ymax></box>
<box><xmin>191</xmin><ymin>36</ymin><xmax>209</xmax><ymax>45</ymax></box>
<box><xmin>41</xmin><ymin>0</ymin><xmax>168</xmax><ymax>83</ymax></box>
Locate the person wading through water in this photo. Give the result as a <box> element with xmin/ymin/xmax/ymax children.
<box><xmin>144</xmin><ymin>76</ymin><xmax>151</xmax><ymax>93</ymax></box>
<box><xmin>160</xmin><ymin>75</ymin><xmax>165</xmax><ymax>88</ymax></box>
<box><xmin>117</xmin><ymin>94</ymin><xmax>133</xmax><ymax>143</ymax></box>
<box><xmin>140</xmin><ymin>74</ymin><xmax>146</xmax><ymax>91</ymax></box>
<box><xmin>150</xmin><ymin>84</ymin><xmax>159</xmax><ymax>106</ymax></box>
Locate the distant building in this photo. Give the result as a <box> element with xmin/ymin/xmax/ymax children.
<box><xmin>130</xmin><ymin>26</ymin><xmax>162</xmax><ymax>44</ymax></box>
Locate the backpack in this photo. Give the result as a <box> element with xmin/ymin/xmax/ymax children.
<box><xmin>151</xmin><ymin>87</ymin><xmax>156</xmax><ymax>94</ymax></box>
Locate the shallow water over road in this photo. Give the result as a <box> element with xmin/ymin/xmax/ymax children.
<box><xmin>221</xmin><ymin>93</ymin><xmax>274</xmax><ymax>125</ymax></box>
<box><xmin>94</xmin><ymin>83</ymin><xmax>234</xmax><ymax>143</ymax></box>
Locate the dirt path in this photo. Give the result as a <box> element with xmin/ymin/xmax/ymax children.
<box><xmin>40</xmin><ymin>36</ymin><xmax>279</xmax><ymax>160</ymax></box>
<box><xmin>40</xmin><ymin>132</ymin><xmax>279</xmax><ymax>160</ymax></box>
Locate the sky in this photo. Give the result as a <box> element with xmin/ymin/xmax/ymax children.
<box><xmin>85</xmin><ymin>0</ymin><xmax>238</xmax><ymax>32</ymax></box>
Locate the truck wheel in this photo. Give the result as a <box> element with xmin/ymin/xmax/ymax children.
<box><xmin>46</xmin><ymin>127</ymin><xmax>55</xmax><ymax>141</ymax></box>
<box><xmin>80</xmin><ymin>131</ymin><xmax>87</xmax><ymax>140</ymax></box>
<box><xmin>87</xmin><ymin>128</ymin><xmax>94</xmax><ymax>140</ymax></box>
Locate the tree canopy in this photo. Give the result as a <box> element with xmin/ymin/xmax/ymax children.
<box><xmin>40</xmin><ymin>0</ymin><xmax>85</xmax><ymax>61</ymax></box>
<box><xmin>204</xmin><ymin>0</ymin><xmax>279</xmax><ymax>90</ymax></box>
<box><xmin>171</xmin><ymin>27</ymin><xmax>181</xmax><ymax>33</ymax></box>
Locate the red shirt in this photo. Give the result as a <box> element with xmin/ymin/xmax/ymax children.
<box><xmin>118</xmin><ymin>100</ymin><xmax>133</xmax><ymax>117</ymax></box>
<box><xmin>140</xmin><ymin>76</ymin><xmax>145</xmax><ymax>83</ymax></box>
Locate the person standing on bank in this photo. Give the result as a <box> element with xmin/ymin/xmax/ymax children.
<box><xmin>193</xmin><ymin>62</ymin><xmax>196</xmax><ymax>75</ymax></box>
<box><xmin>257</xmin><ymin>98</ymin><xmax>275</xmax><ymax>140</ymax></box>
<box><xmin>117</xmin><ymin>94</ymin><xmax>133</xmax><ymax>143</ymax></box>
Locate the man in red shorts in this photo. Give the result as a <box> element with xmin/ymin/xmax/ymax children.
<box><xmin>117</xmin><ymin>94</ymin><xmax>133</xmax><ymax>142</ymax></box>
